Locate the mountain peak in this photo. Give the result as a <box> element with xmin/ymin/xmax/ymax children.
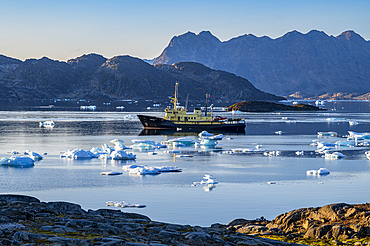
<box><xmin>336</xmin><ymin>30</ymin><xmax>365</xmax><ymax>42</ymax></box>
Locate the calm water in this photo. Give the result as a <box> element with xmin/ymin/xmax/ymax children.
<box><xmin>0</xmin><ymin>100</ymin><xmax>370</xmax><ymax>226</ymax></box>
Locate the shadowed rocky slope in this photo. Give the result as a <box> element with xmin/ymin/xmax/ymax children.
<box><xmin>153</xmin><ymin>30</ymin><xmax>370</xmax><ymax>99</ymax></box>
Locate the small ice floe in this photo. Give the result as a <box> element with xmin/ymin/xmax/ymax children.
<box><xmin>175</xmin><ymin>154</ymin><xmax>193</xmax><ymax>158</ymax></box>
<box><xmin>275</xmin><ymin>131</ymin><xmax>282</xmax><ymax>135</ymax></box>
<box><xmin>131</xmin><ymin>139</ymin><xmax>166</xmax><ymax>149</ymax></box>
<box><xmin>116</xmin><ymin>106</ymin><xmax>125</xmax><ymax>110</ymax></box>
<box><xmin>366</xmin><ymin>151</ymin><xmax>370</xmax><ymax>159</ymax></box>
<box><xmin>192</xmin><ymin>174</ymin><xmax>218</xmax><ymax>192</ymax></box>
<box><xmin>326</xmin><ymin>118</ymin><xmax>346</xmax><ymax>122</ymax></box>
<box><xmin>263</xmin><ymin>151</ymin><xmax>281</xmax><ymax>157</ymax></box>
<box><xmin>267</xmin><ymin>181</ymin><xmax>276</xmax><ymax>185</ymax></box>
<box><xmin>335</xmin><ymin>141</ymin><xmax>355</xmax><ymax>147</ymax></box>
<box><xmin>324</xmin><ymin>152</ymin><xmax>345</xmax><ymax>159</ymax></box>
<box><xmin>122</xmin><ymin>165</ymin><xmax>181</xmax><ymax>175</ymax></box>
<box><xmin>0</xmin><ymin>156</ymin><xmax>35</xmax><ymax>167</ymax></box>
<box><xmin>295</xmin><ymin>151</ymin><xmax>304</xmax><ymax>156</ymax></box>
<box><xmin>317</xmin><ymin>142</ymin><xmax>336</xmax><ymax>148</ymax></box>
<box><xmin>162</xmin><ymin>137</ymin><xmax>195</xmax><ymax>146</ymax></box>
<box><xmin>317</xmin><ymin>132</ymin><xmax>337</xmax><ymax>137</ymax></box>
<box><xmin>100</xmin><ymin>172</ymin><xmax>123</xmax><ymax>175</ymax></box>
<box><xmin>24</xmin><ymin>150</ymin><xmax>43</xmax><ymax>161</ymax></box>
<box><xmin>349</xmin><ymin>121</ymin><xmax>359</xmax><ymax>126</ymax></box>
<box><xmin>225</xmin><ymin>137</ymin><xmax>234</xmax><ymax>140</ymax></box>
<box><xmin>80</xmin><ymin>105</ymin><xmax>96</xmax><ymax>110</ymax></box>
<box><xmin>39</xmin><ymin>120</ymin><xmax>55</xmax><ymax>128</ymax></box>
<box><xmin>108</xmin><ymin>150</ymin><xmax>136</xmax><ymax>160</ymax></box>
<box><xmin>315</xmin><ymin>146</ymin><xmax>332</xmax><ymax>154</ymax></box>
<box><xmin>315</xmin><ymin>100</ymin><xmax>325</xmax><ymax>106</ymax></box>
<box><xmin>148</xmin><ymin>152</ymin><xmax>157</xmax><ymax>155</ymax></box>
<box><xmin>306</xmin><ymin>168</ymin><xmax>330</xmax><ymax>175</ymax></box>
<box><xmin>60</xmin><ymin>148</ymin><xmax>98</xmax><ymax>159</ymax></box>
<box><xmin>106</xmin><ymin>201</ymin><xmax>146</xmax><ymax>208</ymax></box>
<box><xmin>285</xmin><ymin>120</ymin><xmax>296</xmax><ymax>123</ymax></box>
<box><xmin>198</xmin><ymin>131</ymin><xmax>214</xmax><ymax>137</ymax></box>
<box><xmin>110</xmin><ymin>139</ymin><xmax>129</xmax><ymax>150</ymax></box>
<box><xmin>348</xmin><ymin>131</ymin><xmax>370</xmax><ymax>139</ymax></box>
<box><xmin>123</xmin><ymin>115</ymin><xmax>138</xmax><ymax>120</ymax></box>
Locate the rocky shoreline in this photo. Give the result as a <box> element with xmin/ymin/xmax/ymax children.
<box><xmin>0</xmin><ymin>195</ymin><xmax>369</xmax><ymax>246</ymax></box>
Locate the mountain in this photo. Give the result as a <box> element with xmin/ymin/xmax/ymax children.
<box><xmin>153</xmin><ymin>30</ymin><xmax>370</xmax><ymax>99</ymax></box>
<box><xmin>0</xmin><ymin>53</ymin><xmax>283</xmax><ymax>101</ymax></box>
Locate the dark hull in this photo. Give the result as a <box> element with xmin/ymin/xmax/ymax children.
<box><xmin>137</xmin><ymin>114</ymin><xmax>246</xmax><ymax>133</ymax></box>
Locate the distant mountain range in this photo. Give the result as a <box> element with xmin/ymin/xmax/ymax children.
<box><xmin>153</xmin><ymin>30</ymin><xmax>370</xmax><ymax>100</ymax></box>
<box><xmin>0</xmin><ymin>54</ymin><xmax>282</xmax><ymax>102</ymax></box>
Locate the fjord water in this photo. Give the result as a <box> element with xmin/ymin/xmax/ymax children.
<box><xmin>1</xmin><ymin>100</ymin><xmax>370</xmax><ymax>226</ymax></box>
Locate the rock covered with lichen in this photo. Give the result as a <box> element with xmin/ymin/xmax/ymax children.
<box><xmin>0</xmin><ymin>194</ymin><xmax>300</xmax><ymax>245</ymax></box>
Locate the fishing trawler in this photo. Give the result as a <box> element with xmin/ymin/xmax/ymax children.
<box><xmin>137</xmin><ymin>83</ymin><xmax>246</xmax><ymax>133</ymax></box>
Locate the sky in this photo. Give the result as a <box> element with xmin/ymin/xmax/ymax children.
<box><xmin>0</xmin><ymin>0</ymin><xmax>369</xmax><ymax>62</ymax></box>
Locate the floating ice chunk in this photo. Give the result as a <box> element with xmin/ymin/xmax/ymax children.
<box><xmin>264</xmin><ymin>151</ymin><xmax>281</xmax><ymax>157</ymax></box>
<box><xmin>326</xmin><ymin>118</ymin><xmax>346</xmax><ymax>122</ymax></box>
<box><xmin>198</xmin><ymin>131</ymin><xmax>214</xmax><ymax>137</ymax></box>
<box><xmin>24</xmin><ymin>150</ymin><xmax>43</xmax><ymax>161</ymax></box>
<box><xmin>317</xmin><ymin>142</ymin><xmax>336</xmax><ymax>148</ymax></box>
<box><xmin>306</xmin><ymin>168</ymin><xmax>330</xmax><ymax>175</ymax></box>
<box><xmin>295</xmin><ymin>151</ymin><xmax>304</xmax><ymax>156</ymax></box>
<box><xmin>349</xmin><ymin>121</ymin><xmax>359</xmax><ymax>126</ymax></box>
<box><xmin>348</xmin><ymin>131</ymin><xmax>370</xmax><ymax>139</ymax></box>
<box><xmin>325</xmin><ymin>152</ymin><xmax>345</xmax><ymax>159</ymax></box>
<box><xmin>110</xmin><ymin>139</ymin><xmax>129</xmax><ymax>150</ymax></box>
<box><xmin>267</xmin><ymin>181</ymin><xmax>276</xmax><ymax>184</ymax></box>
<box><xmin>286</xmin><ymin>120</ymin><xmax>296</xmax><ymax>123</ymax></box>
<box><xmin>80</xmin><ymin>105</ymin><xmax>96</xmax><ymax>110</ymax></box>
<box><xmin>39</xmin><ymin>120</ymin><xmax>55</xmax><ymax>127</ymax></box>
<box><xmin>109</xmin><ymin>150</ymin><xmax>136</xmax><ymax>160</ymax></box>
<box><xmin>106</xmin><ymin>201</ymin><xmax>146</xmax><ymax>208</ymax></box>
<box><xmin>148</xmin><ymin>152</ymin><xmax>157</xmax><ymax>155</ymax></box>
<box><xmin>100</xmin><ymin>172</ymin><xmax>123</xmax><ymax>175</ymax></box>
<box><xmin>164</xmin><ymin>137</ymin><xmax>195</xmax><ymax>146</ymax></box>
<box><xmin>90</xmin><ymin>147</ymin><xmax>107</xmax><ymax>155</ymax></box>
<box><xmin>122</xmin><ymin>165</ymin><xmax>181</xmax><ymax>173</ymax></box>
<box><xmin>123</xmin><ymin>114</ymin><xmax>138</xmax><ymax>119</ymax></box>
<box><xmin>116</xmin><ymin>106</ymin><xmax>125</xmax><ymax>109</ymax></box>
<box><xmin>196</xmin><ymin>139</ymin><xmax>218</xmax><ymax>146</ymax></box>
<box><xmin>131</xmin><ymin>139</ymin><xmax>156</xmax><ymax>145</ymax></box>
<box><xmin>129</xmin><ymin>167</ymin><xmax>160</xmax><ymax>175</ymax></box>
<box><xmin>0</xmin><ymin>156</ymin><xmax>34</xmax><ymax>167</ymax></box>
<box><xmin>275</xmin><ymin>131</ymin><xmax>282</xmax><ymax>135</ymax></box>
<box><xmin>317</xmin><ymin>132</ymin><xmax>337</xmax><ymax>137</ymax></box>
<box><xmin>175</xmin><ymin>154</ymin><xmax>193</xmax><ymax>158</ymax></box>
<box><xmin>335</xmin><ymin>141</ymin><xmax>355</xmax><ymax>147</ymax></box>
<box><xmin>60</xmin><ymin>148</ymin><xmax>97</xmax><ymax>159</ymax></box>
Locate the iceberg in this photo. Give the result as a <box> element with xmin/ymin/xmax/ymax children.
<box><xmin>325</xmin><ymin>152</ymin><xmax>345</xmax><ymax>159</ymax></box>
<box><xmin>349</xmin><ymin>121</ymin><xmax>359</xmax><ymax>126</ymax></box>
<box><xmin>80</xmin><ymin>105</ymin><xmax>96</xmax><ymax>110</ymax></box>
<box><xmin>163</xmin><ymin>137</ymin><xmax>195</xmax><ymax>146</ymax></box>
<box><xmin>24</xmin><ymin>150</ymin><xmax>43</xmax><ymax>161</ymax></box>
<box><xmin>348</xmin><ymin>131</ymin><xmax>370</xmax><ymax>139</ymax></box>
<box><xmin>0</xmin><ymin>156</ymin><xmax>35</xmax><ymax>167</ymax></box>
<box><xmin>106</xmin><ymin>201</ymin><xmax>146</xmax><ymax>208</ymax></box>
<box><xmin>39</xmin><ymin>120</ymin><xmax>55</xmax><ymax>128</ymax></box>
<box><xmin>60</xmin><ymin>148</ymin><xmax>97</xmax><ymax>159</ymax></box>
<box><xmin>110</xmin><ymin>139</ymin><xmax>129</xmax><ymax>150</ymax></box>
<box><xmin>122</xmin><ymin>164</ymin><xmax>181</xmax><ymax>174</ymax></box>
<box><xmin>198</xmin><ymin>131</ymin><xmax>214</xmax><ymax>137</ymax></box>
<box><xmin>317</xmin><ymin>132</ymin><xmax>337</xmax><ymax>137</ymax></box>
<box><xmin>100</xmin><ymin>172</ymin><xmax>123</xmax><ymax>175</ymax></box>
<box><xmin>109</xmin><ymin>150</ymin><xmax>136</xmax><ymax>160</ymax></box>
<box><xmin>306</xmin><ymin>168</ymin><xmax>330</xmax><ymax>175</ymax></box>
<box><xmin>275</xmin><ymin>131</ymin><xmax>282</xmax><ymax>135</ymax></box>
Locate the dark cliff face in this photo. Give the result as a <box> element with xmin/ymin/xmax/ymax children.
<box><xmin>153</xmin><ymin>30</ymin><xmax>370</xmax><ymax>99</ymax></box>
<box><xmin>0</xmin><ymin>54</ymin><xmax>283</xmax><ymax>101</ymax></box>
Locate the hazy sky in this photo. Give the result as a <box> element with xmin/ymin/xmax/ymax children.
<box><xmin>1</xmin><ymin>0</ymin><xmax>369</xmax><ymax>61</ymax></box>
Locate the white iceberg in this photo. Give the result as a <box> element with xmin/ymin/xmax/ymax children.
<box><xmin>109</xmin><ymin>150</ymin><xmax>136</xmax><ymax>160</ymax></box>
<box><xmin>60</xmin><ymin>148</ymin><xmax>97</xmax><ymax>159</ymax></box>
<box><xmin>325</xmin><ymin>152</ymin><xmax>345</xmax><ymax>159</ymax></box>
<box><xmin>317</xmin><ymin>132</ymin><xmax>337</xmax><ymax>137</ymax></box>
<box><xmin>80</xmin><ymin>105</ymin><xmax>96</xmax><ymax>110</ymax></box>
<box><xmin>349</xmin><ymin>121</ymin><xmax>359</xmax><ymax>126</ymax></box>
<box><xmin>106</xmin><ymin>201</ymin><xmax>146</xmax><ymax>208</ymax></box>
<box><xmin>100</xmin><ymin>172</ymin><xmax>123</xmax><ymax>175</ymax></box>
<box><xmin>0</xmin><ymin>156</ymin><xmax>35</xmax><ymax>167</ymax></box>
<box><xmin>129</xmin><ymin>167</ymin><xmax>160</xmax><ymax>175</ymax></box>
<box><xmin>122</xmin><ymin>164</ymin><xmax>181</xmax><ymax>174</ymax></box>
<box><xmin>275</xmin><ymin>131</ymin><xmax>282</xmax><ymax>135</ymax></box>
<box><xmin>163</xmin><ymin>137</ymin><xmax>195</xmax><ymax>146</ymax></box>
<box><xmin>110</xmin><ymin>139</ymin><xmax>129</xmax><ymax>150</ymax></box>
<box><xmin>24</xmin><ymin>150</ymin><xmax>43</xmax><ymax>161</ymax></box>
<box><xmin>348</xmin><ymin>131</ymin><xmax>370</xmax><ymax>139</ymax></box>
<box><xmin>39</xmin><ymin>120</ymin><xmax>55</xmax><ymax>127</ymax></box>
<box><xmin>306</xmin><ymin>168</ymin><xmax>330</xmax><ymax>175</ymax></box>
<box><xmin>198</xmin><ymin>131</ymin><xmax>214</xmax><ymax>137</ymax></box>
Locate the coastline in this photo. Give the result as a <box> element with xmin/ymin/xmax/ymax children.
<box><xmin>1</xmin><ymin>195</ymin><xmax>369</xmax><ymax>245</ymax></box>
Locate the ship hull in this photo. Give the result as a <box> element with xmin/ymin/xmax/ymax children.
<box><xmin>137</xmin><ymin>115</ymin><xmax>246</xmax><ymax>133</ymax></box>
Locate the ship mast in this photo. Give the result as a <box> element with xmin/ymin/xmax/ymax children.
<box><xmin>170</xmin><ymin>82</ymin><xmax>179</xmax><ymax>110</ymax></box>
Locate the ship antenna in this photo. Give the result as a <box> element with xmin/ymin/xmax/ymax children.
<box><xmin>205</xmin><ymin>93</ymin><xmax>208</xmax><ymax>116</ymax></box>
<box><xmin>172</xmin><ymin>82</ymin><xmax>178</xmax><ymax>110</ymax></box>
<box><xmin>185</xmin><ymin>93</ymin><xmax>189</xmax><ymax>111</ymax></box>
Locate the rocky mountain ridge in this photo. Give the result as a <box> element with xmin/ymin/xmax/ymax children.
<box><xmin>0</xmin><ymin>53</ymin><xmax>283</xmax><ymax>102</ymax></box>
<box><xmin>153</xmin><ymin>30</ymin><xmax>370</xmax><ymax>99</ymax></box>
